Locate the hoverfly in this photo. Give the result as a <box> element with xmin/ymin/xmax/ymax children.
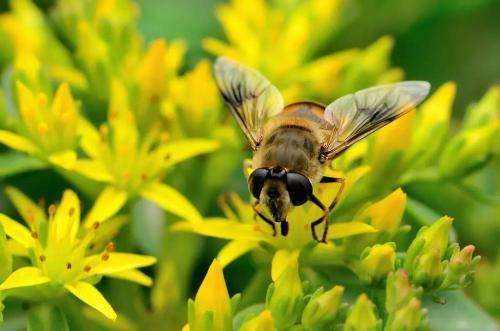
<box><xmin>214</xmin><ymin>57</ymin><xmax>430</xmax><ymax>242</ymax></box>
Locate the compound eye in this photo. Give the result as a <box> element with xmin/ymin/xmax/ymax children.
<box><xmin>248</xmin><ymin>168</ymin><xmax>270</xmax><ymax>199</ymax></box>
<box><xmin>286</xmin><ymin>172</ymin><xmax>312</xmax><ymax>206</ymax></box>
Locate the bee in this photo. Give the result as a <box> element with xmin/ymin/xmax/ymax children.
<box><xmin>214</xmin><ymin>57</ymin><xmax>430</xmax><ymax>242</ymax></box>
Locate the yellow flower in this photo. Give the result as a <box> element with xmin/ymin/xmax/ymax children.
<box><xmin>0</xmin><ymin>187</ymin><xmax>156</xmax><ymax>320</ymax></box>
<box><xmin>0</xmin><ymin>80</ymin><xmax>83</xmax><ymax>168</ymax></box>
<box><xmin>72</xmin><ymin>80</ymin><xmax>218</xmax><ymax>222</ymax></box>
<box><xmin>167</xmin><ymin>60</ymin><xmax>222</xmax><ymax>136</ymax></box>
<box><xmin>187</xmin><ymin>259</ymin><xmax>233</xmax><ymax>331</ymax></box>
<box><xmin>204</xmin><ymin>0</ymin><xmax>400</xmax><ymax>101</ymax></box>
<box><xmin>0</xmin><ymin>0</ymin><xmax>72</xmax><ymax>68</ymax></box>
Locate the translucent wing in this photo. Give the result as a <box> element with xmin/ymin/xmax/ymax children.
<box><xmin>321</xmin><ymin>81</ymin><xmax>430</xmax><ymax>160</ymax></box>
<box><xmin>214</xmin><ymin>57</ymin><xmax>284</xmax><ymax>150</ymax></box>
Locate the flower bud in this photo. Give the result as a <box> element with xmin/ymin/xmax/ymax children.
<box><xmin>266</xmin><ymin>252</ymin><xmax>304</xmax><ymax>329</ymax></box>
<box><xmin>188</xmin><ymin>260</ymin><xmax>232</xmax><ymax>331</ymax></box>
<box><xmin>440</xmin><ymin>245</ymin><xmax>481</xmax><ymax>290</ymax></box>
<box><xmin>385</xmin><ymin>298</ymin><xmax>426</xmax><ymax>331</ymax></box>
<box><xmin>386</xmin><ymin>270</ymin><xmax>422</xmax><ymax>314</ymax></box>
<box><xmin>239</xmin><ymin>310</ymin><xmax>274</xmax><ymax>331</ymax></box>
<box><xmin>302</xmin><ymin>285</ymin><xmax>344</xmax><ymax>327</ymax></box>
<box><xmin>357</xmin><ymin>243</ymin><xmax>396</xmax><ymax>283</ymax></box>
<box><xmin>404</xmin><ymin>216</ymin><xmax>453</xmax><ymax>286</ymax></box>
<box><xmin>344</xmin><ymin>294</ymin><xmax>381</xmax><ymax>331</ymax></box>
<box><xmin>439</xmin><ymin>122</ymin><xmax>499</xmax><ymax>178</ymax></box>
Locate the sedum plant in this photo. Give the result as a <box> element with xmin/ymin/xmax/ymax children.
<box><xmin>0</xmin><ymin>0</ymin><xmax>497</xmax><ymax>330</ymax></box>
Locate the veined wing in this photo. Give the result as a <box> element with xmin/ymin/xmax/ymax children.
<box><xmin>214</xmin><ymin>57</ymin><xmax>284</xmax><ymax>150</ymax></box>
<box><xmin>321</xmin><ymin>81</ymin><xmax>431</xmax><ymax>160</ymax></box>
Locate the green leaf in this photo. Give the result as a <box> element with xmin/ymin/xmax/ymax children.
<box><xmin>423</xmin><ymin>291</ymin><xmax>497</xmax><ymax>331</ymax></box>
<box><xmin>27</xmin><ymin>305</ymin><xmax>69</xmax><ymax>331</ymax></box>
<box><xmin>0</xmin><ymin>152</ymin><xmax>47</xmax><ymax>177</ymax></box>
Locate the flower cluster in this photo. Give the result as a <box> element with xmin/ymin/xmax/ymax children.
<box><xmin>0</xmin><ymin>0</ymin><xmax>496</xmax><ymax>329</ymax></box>
<box><xmin>0</xmin><ymin>187</ymin><xmax>155</xmax><ymax>320</ymax></box>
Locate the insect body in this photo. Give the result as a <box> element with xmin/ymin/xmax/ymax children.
<box><xmin>214</xmin><ymin>57</ymin><xmax>430</xmax><ymax>242</ymax></box>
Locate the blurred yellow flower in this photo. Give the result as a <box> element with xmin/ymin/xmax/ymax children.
<box><xmin>205</xmin><ymin>0</ymin><xmax>401</xmax><ymax>101</ymax></box>
<box><xmin>0</xmin><ymin>80</ymin><xmax>83</xmax><ymax>168</ymax></box>
<box><xmin>72</xmin><ymin>80</ymin><xmax>217</xmax><ymax>222</ymax></box>
<box><xmin>0</xmin><ymin>187</ymin><xmax>156</xmax><ymax>320</ymax></box>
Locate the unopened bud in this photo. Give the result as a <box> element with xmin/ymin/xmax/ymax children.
<box><xmin>302</xmin><ymin>286</ymin><xmax>344</xmax><ymax>327</ymax></box>
<box><xmin>357</xmin><ymin>243</ymin><xmax>396</xmax><ymax>283</ymax></box>
<box><xmin>344</xmin><ymin>294</ymin><xmax>381</xmax><ymax>331</ymax></box>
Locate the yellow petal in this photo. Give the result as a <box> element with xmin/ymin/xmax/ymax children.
<box><xmin>359</xmin><ymin>188</ymin><xmax>407</xmax><ymax>233</ymax></box>
<box><xmin>271</xmin><ymin>249</ymin><xmax>300</xmax><ymax>282</ymax></box>
<box><xmin>137</xmin><ymin>39</ymin><xmax>168</xmax><ymax>98</ymax></box>
<box><xmin>6</xmin><ymin>239</ymin><xmax>29</xmax><ymax>256</ymax></box>
<box><xmin>109</xmin><ymin>80</ymin><xmax>138</xmax><ymax>153</ymax></box>
<box><xmin>48</xmin><ymin>150</ymin><xmax>77</xmax><ymax>169</ymax></box>
<box><xmin>0</xmin><ymin>214</ymin><xmax>32</xmax><ymax>247</ymax></box>
<box><xmin>52</xmin><ymin>189</ymin><xmax>80</xmax><ymax>242</ymax></box>
<box><xmin>172</xmin><ymin>218</ymin><xmax>267</xmax><ymax>242</ymax></box>
<box><xmin>5</xmin><ymin>186</ymin><xmax>46</xmax><ymax>230</ymax></box>
<box><xmin>86</xmin><ymin>253</ymin><xmax>156</xmax><ymax>276</ymax></box>
<box><xmin>140</xmin><ymin>182</ymin><xmax>202</xmax><ymax>222</ymax></box>
<box><xmin>72</xmin><ymin>159</ymin><xmax>114</xmax><ymax>182</ymax></box>
<box><xmin>160</xmin><ymin>139</ymin><xmax>220</xmax><ymax>169</ymax></box>
<box><xmin>78</xmin><ymin>119</ymin><xmax>102</xmax><ymax>159</ymax></box>
<box><xmin>65</xmin><ymin>281</ymin><xmax>117</xmax><ymax>321</ymax></box>
<box><xmin>0</xmin><ymin>130</ymin><xmax>38</xmax><ymax>155</ymax></box>
<box><xmin>105</xmin><ymin>269</ymin><xmax>153</xmax><ymax>287</ymax></box>
<box><xmin>194</xmin><ymin>259</ymin><xmax>231</xmax><ymax>331</ymax></box>
<box><xmin>0</xmin><ymin>267</ymin><xmax>50</xmax><ymax>290</ymax></box>
<box><xmin>51</xmin><ymin>82</ymin><xmax>77</xmax><ymax>118</ymax></box>
<box><xmin>328</xmin><ymin>222</ymin><xmax>378</xmax><ymax>239</ymax></box>
<box><xmin>217</xmin><ymin>240</ymin><xmax>258</xmax><ymax>267</ymax></box>
<box><xmin>84</xmin><ymin>186</ymin><xmax>127</xmax><ymax>228</ymax></box>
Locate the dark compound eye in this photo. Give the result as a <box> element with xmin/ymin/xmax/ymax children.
<box><xmin>286</xmin><ymin>172</ymin><xmax>312</xmax><ymax>206</ymax></box>
<box><xmin>248</xmin><ymin>168</ymin><xmax>270</xmax><ymax>199</ymax></box>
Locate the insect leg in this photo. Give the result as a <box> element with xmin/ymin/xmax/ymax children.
<box><xmin>309</xmin><ymin>194</ymin><xmax>328</xmax><ymax>243</ymax></box>
<box><xmin>280</xmin><ymin>220</ymin><xmax>289</xmax><ymax>236</ymax></box>
<box><xmin>252</xmin><ymin>201</ymin><xmax>277</xmax><ymax>236</ymax></box>
<box><xmin>320</xmin><ymin>176</ymin><xmax>346</xmax><ymax>212</ymax></box>
<box><xmin>310</xmin><ymin>177</ymin><xmax>346</xmax><ymax>242</ymax></box>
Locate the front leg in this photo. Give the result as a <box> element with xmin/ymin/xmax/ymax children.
<box><xmin>252</xmin><ymin>200</ymin><xmax>277</xmax><ymax>236</ymax></box>
<box><xmin>309</xmin><ymin>194</ymin><xmax>328</xmax><ymax>242</ymax></box>
<box><xmin>320</xmin><ymin>176</ymin><xmax>346</xmax><ymax>212</ymax></box>
<box><xmin>309</xmin><ymin>176</ymin><xmax>346</xmax><ymax>242</ymax></box>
